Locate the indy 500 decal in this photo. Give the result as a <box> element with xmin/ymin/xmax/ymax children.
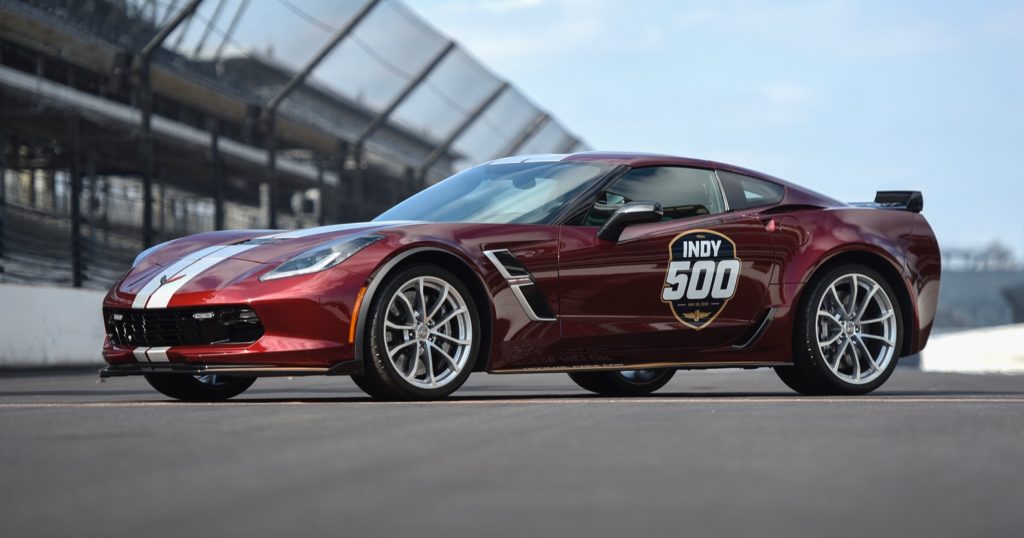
<box><xmin>661</xmin><ymin>230</ymin><xmax>741</xmax><ymax>329</ymax></box>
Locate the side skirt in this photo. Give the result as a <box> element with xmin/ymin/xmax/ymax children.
<box><xmin>491</xmin><ymin>361</ymin><xmax>790</xmax><ymax>374</ymax></box>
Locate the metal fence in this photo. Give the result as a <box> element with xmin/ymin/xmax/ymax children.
<box><xmin>0</xmin><ymin>0</ymin><xmax>587</xmax><ymax>290</ymax></box>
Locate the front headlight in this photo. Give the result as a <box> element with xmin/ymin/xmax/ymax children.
<box><xmin>260</xmin><ymin>235</ymin><xmax>384</xmax><ymax>282</ymax></box>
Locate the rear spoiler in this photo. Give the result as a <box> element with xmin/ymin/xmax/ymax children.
<box><xmin>850</xmin><ymin>191</ymin><xmax>924</xmax><ymax>213</ymax></box>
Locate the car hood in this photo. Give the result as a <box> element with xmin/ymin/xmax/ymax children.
<box><xmin>147</xmin><ymin>221</ymin><xmax>423</xmax><ymax>266</ymax></box>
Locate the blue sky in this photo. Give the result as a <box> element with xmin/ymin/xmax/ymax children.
<box><xmin>402</xmin><ymin>0</ymin><xmax>1024</xmax><ymax>257</ymax></box>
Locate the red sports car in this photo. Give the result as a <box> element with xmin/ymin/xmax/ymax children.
<box><xmin>101</xmin><ymin>152</ymin><xmax>941</xmax><ymax>401</ymax></box>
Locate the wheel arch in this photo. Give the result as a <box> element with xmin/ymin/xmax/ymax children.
<box><xmin>798</xmin><ymin>248</ymin><xmax>917</xmax><ymax>358</ymax></box>
<box><xmin>354</xmin><ymin>246</ymin><xmax>494</xmax><ymax>373</ymax></box>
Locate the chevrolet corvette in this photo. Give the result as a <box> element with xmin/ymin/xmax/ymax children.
<box><xmin>101</xmin><ymin>152</ymin><xmax>941</xmax><ymax>401</ymax></box>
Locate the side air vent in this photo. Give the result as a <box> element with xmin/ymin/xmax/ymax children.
<box><xmin>515</xmin><ymin>283</ymin><xmax>556</xmax><ymax>320</ymax></box>
<box><xmin>732</xmin><ymin>307</ymin><xmax>774</xmax><ymax>349</ymax></box>
<box><xmin>483</xmin><ymin>249</ymin><xmax>556</xmax><ymax>322</ymax></box>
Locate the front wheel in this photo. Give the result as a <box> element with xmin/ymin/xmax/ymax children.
<box><xmin>357</xmin><ymin>264</ymin><xmax>481</xmax><ymax>401</ymax></box>
<box><xmin>569</xmin><ymin>369</ymin><xmax>676</xmax><ymax>396</ymax></box>
<box><xmin>777</xmin><ymin>264</ymin><xmax>904</xmax><ymax>395</ymax></box>
<box><xmin>144</xmin><ymin>374</ymin><xmax>255</xmax><ymax>402</ymax></box>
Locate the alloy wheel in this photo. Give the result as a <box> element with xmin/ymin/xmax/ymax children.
<box><xmin>814</xmin><ymin>273</ymin><xmax>898</xmax><ymax>384</ymax></box>
<box><xmin>382</xmin><ymin>276</ymin><xmax>473</xmax><ymax>389</ymax></box>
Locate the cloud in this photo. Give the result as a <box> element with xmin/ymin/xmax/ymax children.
<box><xmin>761</xmin><ymin>83</ymin><xmax>817</xmax><ymax>108</ymax></box>
<box><xmin>672</xmin><ymin>0</ymin><xmax>960</xmax><ymax>57</ymax></box>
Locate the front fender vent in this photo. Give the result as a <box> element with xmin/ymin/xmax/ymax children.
<box><xmin>482</xmin><ymin>249</ymin><xmax>556</xmax><ymax>322</ymax></box>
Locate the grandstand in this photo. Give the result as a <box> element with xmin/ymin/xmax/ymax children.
<box><xmin>0</xmin><ymin>0</ymin><xmax>587</xmax><ymax>290</ymax></box>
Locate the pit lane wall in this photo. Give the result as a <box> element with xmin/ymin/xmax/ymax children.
<box><xmin>0</xmin><ymin>284</ymin><xmax>105</xmax><ymax>366</ymax></box>
<box><xmin>920</xmin><ymin>324</ymin><xmax>1024</xmax><ymax>374</ymax></box>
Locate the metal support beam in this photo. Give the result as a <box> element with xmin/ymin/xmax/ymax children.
<box><xmin>264</xmin><ymin>0</ymin><xmax>382</xmax><ymax>115</ymax></box>
<box><xmin>354</xmin><ymin>41</ymin><xmax>455</xmax><ymax>150</ymax></box>
<box><xmin>316</xmin><ymin>159</ymin><xmax>326</xmax><ymax>226</ymax></box>
<box><xmin>214</xmin><ymin>0</ymin><xmax>250</xmax><ymax>62</ymax></box>
<box><xmin>209</xmin><ymin>119</ymin><xmax>224</xmax><ymax>230</ymax></box>
<box><xmin>69</xmin><ymin>116</ymin><xmax>83</xmax><ymax>288</ymax></box>
<box><xmin>0</xmin><ymin>110</ymin><xmax>6</xmax><ymax>263</ymax></box>
<box><xmin>266</xmin><ymin>115</ymin><xmax>278</xmax><ymax>228</ymax></box>
<box><xmin>263</xmin><ymin>0</ymin><xmax>380</xmax><ymax>229</ymax></box>
<box><xmin>418</xmin><ymin>82</ymin><xmax>509</xmax><ymax>180</ymax></box>
<box><xmin>500</xmin><ymin>112</ymin><xmax>548</xmax><ymax>157</ymax></box>
<box><xmin>334</xmin><ymin>140</ymin><xmax>354</xmax><ymax>223</ymax></box>
<box><xmin>557</xmin><ymin>135</ymin><xmax>579</xmax><ymax>154</ymax></box>
<box><xmin>193</xmin><ymin>0</ymin><xmax>229</xmax><ymax>58</ymax></box>
<box><xmin>137</xmin><ymin>0</ymin><xmax>205</xmax><ymax>248</ymax></box>
<box><xmin>141</xmin><ymin>0</ymin><xmax>205</xmax><ymax>60</ymax></box>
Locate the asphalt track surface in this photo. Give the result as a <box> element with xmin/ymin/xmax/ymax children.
<box><xmin>2</xmin><ymin>368</ymin><xmax>1023</xmax><ymax>538</ymax></box>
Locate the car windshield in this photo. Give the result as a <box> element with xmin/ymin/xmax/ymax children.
<box><xmin>374</xmin><ymin>161</ymin><xmax>616</xmax><ymax>225</ymax></box>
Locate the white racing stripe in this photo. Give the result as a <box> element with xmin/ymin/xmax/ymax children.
<box><xmin>143</xmin><ymin>244</ymin><xmax>258</xmax><ymax>309</ymax></box>
<box><xmin>131</xmin><ymin>245</ymin><xmax>228</xmax><ymax>309</ymax></box>
<box><xmin>264</xmin><ymin>221</ymin><xmax>417</xmax><ymax>240</ymax></box>
<box><xmin>133</xmin><ymin>347</ymin><xmax>150</xmax><ymax>362</ymax></box>
<box><xmin>145</xmin><ymin>347</ymin><xmax>171</xmax><ymax>362</ymax></box>
<box><xmin>131</xmin><ymin>222</ymin><xmax>418</xmax><ymax>309</ymax></box>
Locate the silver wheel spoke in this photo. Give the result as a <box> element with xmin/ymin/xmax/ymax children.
<box><xmin>860</xmin><ymin>311</ymin><xmax>894</xmax><ymax>324</ymax></box>
<box><xmin>858</xmin><ymin>333</ymin><xmax>895</xmax><ymax>347</ymax></box>
<box><xmin>434</xmin><ymin>307</ymin><xmax>467</xmax><ymax>328</ymax></box>
<box><xmin>429</xmin><ymin>341</ymin><xmax>460</xmax><ymax>371</ymax></box>
<box><xmin>417</xmin><ymin>278</ymin><xmax>428</xmax><ymax>320</ymax></box>
<box><xmin>387</xmin><ymin>339</ymin><xmax>417</xmax><ymax>359</ymax></box>
<box><xmin>818</xmin><ymin>310</ymin><xmax>842</xmax><ymax>326</ymax></box>
<box><xmin>854</xmin><ymin>335</ymin><xmax>882</xmax><ymax>373</ymax></box>
<box><xmin>427</xmin><ymin>283</ymin><xmax>450</xmax><ymax>322</ymax></box>
<box><xmin>855</xmin><ymin>284</ymin><xmax>880</xmax><ymax>321</ymax></box>
<box><xmin>385</xmin><ymin>320</ymin><xmax>415</xmax><ymax>331</ymax></box>
<box><xmin>394</xmin><ymin>292</ymin><xmax>417</xmax><ymax>322</ymax></box>
<box><xmin>408</xmin><ymin>345</ymin><xmax>423</xmax><ymax>377</ymax></box>
<box><xmin>850</xmin><ymin>337</ymin><xmax>862</xmax><ymax>382</ymax></box>
<box><xmin>830</xmin><ymin>338</ymin><xmax>850</xmax><ymax>372</ymax></box>
<box><xmin>431</xmin><ymin>330</ymin><xmax>471</xmax><ymax>346</ymax></box>
<box><xmin>849</xmin><ymin>275</ymin><xmax>858</xmax><ymax>317</ymax></box>
<box><xmin>818</xmin><ymin>332</ymin><xmax>842</xmax><ymax>347</ymax></box>
<box><xmin>424</xmin><ymin>342</ymin><xmax>436</xmax><ymax>387</ymax></box>
<box><xmin>829</xmin><ymin>285</ymin><xmax>850</xmax><ymax>318</ymax></box>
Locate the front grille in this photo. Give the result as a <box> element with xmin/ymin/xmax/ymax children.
<box><xmin>105</xmin><ymin>307</ymin><xmax>264</xmax><ymax>347</ymax></box>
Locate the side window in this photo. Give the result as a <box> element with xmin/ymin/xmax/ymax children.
<box><xmin>583</xmin><ymin>167</ymin><xmax>724</xmax><ymax>226</ymax></box>
<box><xmin>717</xmin><ymin>171</ymin><xmax>785</xmax><ymax>211</ymax></box>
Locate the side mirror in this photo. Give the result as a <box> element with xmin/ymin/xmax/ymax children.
<box><xmin>597</xmin><ymin>201</ymin><xmax>663</xmax><ymax>242</ymax></box>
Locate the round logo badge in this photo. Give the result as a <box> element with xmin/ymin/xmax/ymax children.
<box><xmin>661</xmin><ymin>229</ymin><xmax>742</xmax><ymax>329</ymax></box>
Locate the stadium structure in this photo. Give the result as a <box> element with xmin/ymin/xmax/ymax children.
<box><xmin>0</xmin><ymin>0</ymin><xmax>587</xmax><ymax>290</ymax></box>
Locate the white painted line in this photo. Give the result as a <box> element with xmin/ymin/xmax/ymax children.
<box><xmin>2</xmin><ymin>397</ymin><xmax>1024</xmax><ymax>409</ymax></box>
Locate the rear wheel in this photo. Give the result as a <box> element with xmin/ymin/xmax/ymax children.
<box><xmin>144</xmin><ymin>374</ymin><xmax>255</xmax><ymax>402</ymax></box>
<box><xmin>355</xmin><ymin>264</ymin><xmax>481</xmax><ymax>401</ymax></box>
<box><xmin>569</xmin><ymin>369</ymin><xmax>676</xmax><ymax>396</ymax></box>
<box><xmin>776</xmin><ymin>263</ymin><xmax>903</xmax><ymax>395</ymax></box>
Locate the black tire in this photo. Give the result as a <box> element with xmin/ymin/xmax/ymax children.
<box><xmin>349</xmin><ymin>373</ymin><xmax>395</xmax><ymax>399</ymax></box>
<box><xmin>777</xmin><ymin>263</ymin><xmax>904</xmax><ymax>396</ymax></box>
<box><xmin>358</xmin><ymin>264</ymin><xmax>482</xmax><ymax>401</ymax></box>
<box><xmin>568</xmin><ymin>369</ymin><xmax>676</xmax><ymax>396</ymax></box>
<box><xmin>144</xmin><ymin>374</ymin><xmax>255</xmax><ymax>402</ymax></box>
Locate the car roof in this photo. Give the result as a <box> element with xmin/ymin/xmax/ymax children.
<box><xmin>491</xmin><ymin>151</ymin><xmax>789</xmax><ymax>186</ymax></box>
<box><xmin>561</xmin><ymin>151</ymin><xmax>789</xmax><ymax>184</ymax></box>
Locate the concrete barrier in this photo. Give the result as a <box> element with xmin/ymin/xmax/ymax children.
<box><xmin>0</xmin><ymin>284</ymin><xmax>106</xmax><ymax>366</ymax></box>
<box><xmin>921</xmin><ymin>324</ymin><xmax>1024</xmax><ymax>374</ymax></box>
